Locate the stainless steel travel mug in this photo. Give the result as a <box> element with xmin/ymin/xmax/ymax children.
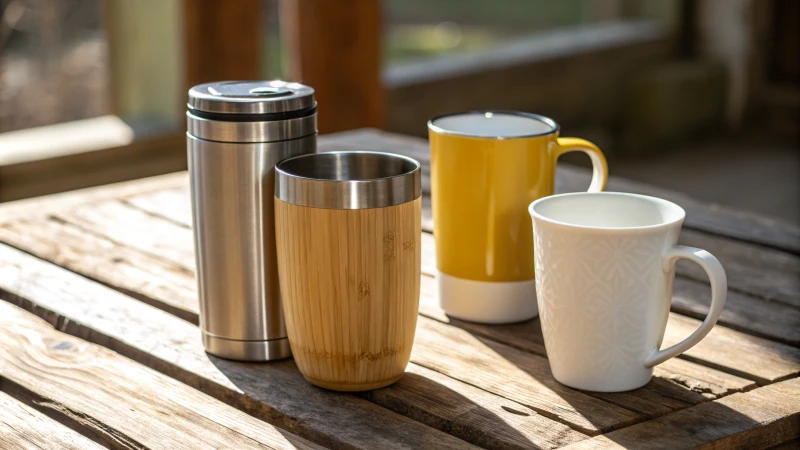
<box><xmin>187</xmin><ymin>80</ymin><xmax>317</xmax><ymax>361</ymax></box>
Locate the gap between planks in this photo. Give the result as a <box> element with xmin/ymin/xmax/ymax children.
<box><xmin>0</xmin><ymin>301</ymin><xmax>326</xmax><ymax>450</ymax></box>
<box><xmin>0</xmin><ymin>222</ymin><xmax>781</xmax><ymax>440</ymax></box>
<box><xmin>6</xmin><ymin>199</ymin><xmax>796</xmax><ymax>385</ymax></box>
<box><xmin>0</xmin><ymin>242</ymin><xmax>589</xmax><ymax>448</ymax></box>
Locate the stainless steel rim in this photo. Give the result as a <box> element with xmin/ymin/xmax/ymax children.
<box><xmin>188</xmin><ymin>80</ymin><xmax>315</xmax><ymax>115</ymax></box>
<box><xmin>428</xmin><ymin>110</ymin><xmax>560</xmax><ymax>139</ymax></box>
<box><xmin>275</xmin><ymin>151</ymin><xmax>421</xmax><ymax>209</ymax></box>
<box><xmin>187</xmin><ymin>112</ymin><xmax>317</xmax><ymax>143</ymax></box>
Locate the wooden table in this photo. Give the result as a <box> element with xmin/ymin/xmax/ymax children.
<box><xmin>1</xmin><ymin>129</ymin><xmax>799</xmax><ymax>449</ymax></box>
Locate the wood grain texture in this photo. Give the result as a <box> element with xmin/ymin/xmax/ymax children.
<box><xmin>281</xmin><ymin>0</ymin><xmax>384</xmax><ymax>133</ymax></box>
<box><xmin>121</xmin><ymin>177</ymin><xmax>800</xmax><ymax>346</ymax></box>
<box><xmin>362</xmin><ymin>363</ymin><xmax>587</xmax><ymax>449</ymax></box>
<box><xmin>0</xmin><ymin>171</ymin><xmax>187</xmax><ymax>222</ymax></box>
<box><xmin>0</xmin><ymin>229</ymin><xmax>623</xmax><ymax>441</ymax></box>
<box><xmin>677</xmin><ymin>229</ymin><xmax>800</xmax><ymax>309</ymax></box>
<box><xmin>0</xmin><ymin>217</ymin><xmax>198</xmax><ymax>323</ymax></box>
<box><xmin>418</xmin><ymin>270</ymin><xmax>799</xmax><ymax>386</ymax></box>
<box><xmin>0</xmin><ymin>302</ymin><xmax>323</xmax><ymax>450</ymax></box>
<box><xmin>2</xmin><ymin>216</ymin><xmax>751</xmax><ymax>431</ymax></box>
<box><xmin>563</xmin><ymin>378</ymin><xmax>800</xmax><ymax>450</ymax></box>
<box><xmin>0</xmin><ymin>242</ymin><xmax>549</xmax><ymax>449</ymax></box>
<box><xmin>0</xmin><ymin>390</ymin><xmax>106</xmax><ymax>450</ymax></box>
<box><xmin>2</xmin><ymin>199</ymin><xmax>778</xmax><ymax>414</ymax></box>
<box><xmin>416</xmin><ymin>274</ymin><xmax>755</xmax><ymax>398</ymax></box>
<box><xmin>0</xmin><ymin>226</ymin><xmax>743</xmax><ymax>437</ymax></box>
<box><xmin>417</xmin><ymin>232</ymin><xmax>800</xmax><ymax>346</ymax></box>
<box><xmin>275</xmin><ymin>198</ymin><xmax>422</xmax><ymax>391</ymax></box>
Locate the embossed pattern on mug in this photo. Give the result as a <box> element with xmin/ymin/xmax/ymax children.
<box><xmin>534</xmin><ymin>224</ymin><xmax>671</xmax><ymax>382</ymax></box>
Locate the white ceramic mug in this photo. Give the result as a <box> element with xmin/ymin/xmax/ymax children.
<box><xmin>528</xmin><ymin>192</ymin><xmax>727</xmax><ymax>392</ymax></box>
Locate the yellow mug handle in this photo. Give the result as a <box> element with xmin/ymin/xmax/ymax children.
<box><xmin>555</xmin><ymin>137</ymin><xmax>608</xmax><ymax>192</ymax></box>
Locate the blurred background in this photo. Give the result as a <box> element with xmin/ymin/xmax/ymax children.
<box><xmin>0</xmin><ymin>0</ymin><xmax>797</xmax><ymax>223</ymax></box>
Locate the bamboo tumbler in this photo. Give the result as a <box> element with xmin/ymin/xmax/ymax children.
<box><xmin>274</xmin><ymin>151</ymin><xmax>422</xmax><ymax>391</ymax></box>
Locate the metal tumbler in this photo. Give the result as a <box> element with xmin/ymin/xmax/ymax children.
<box><xmin>187</xmin><ymin>80</ymin><xmax>317</xmax><ymax>361</ymax></box>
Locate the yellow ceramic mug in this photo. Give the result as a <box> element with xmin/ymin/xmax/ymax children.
<box><xmin>428</xmin><ymin>111</ymin><xmax>608</xmax><ymax>324</ymax></box>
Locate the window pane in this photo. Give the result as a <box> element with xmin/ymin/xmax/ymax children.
<box><xmin>0</xmin><ymin>0</ymin><xmax>110</xmax><ymax>133</ymax></box>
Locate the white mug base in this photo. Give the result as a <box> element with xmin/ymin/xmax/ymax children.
<box><xmin>437</xmin><ymin>272</ymin><xmax>538</xmax><ymax>324</ymax></box>
<box><xmin>552</xmin><ymin>368</ymin><xmax>653</xmax><ymax>393</ymax></box>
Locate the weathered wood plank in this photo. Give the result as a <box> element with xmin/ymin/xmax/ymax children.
<box><xmin>122</xmin><ymin>181</ymin><xmax>800</xmax><ymax>346</ymax></box>
<box><xmin>5</xmin><ymin>212</ymin><xmax>756</xmax><ymax>431</ymax></box>
<box><xmin>0</xmin><ymin>390</ymin><xmax>106</xmax><ymax>450</ymax></box>
<box><xmin>0</xmin><ymin>302</ymin><xmax>324</xmax><ymax>450</ymax></box>
<box><xmin>63</xmin><ymin>199</ymin><xmax>195</xmax><ymax>269</ymax></box>
<box><xmin>0</xmin><ymin>171</ymin><xmax>187</xmax><ymax>222</ymax></box>
<box><xmin>0</xmin><ymin>242</ymin><xmax>630</xmax><ymax>439</ymax></box>
<box><xmin>1</xmin><ymin>205</ymin><xmax>766</xmax><ymax>400</ymax></box>
<box><xmin>0</xmin><ymin>218</ymin><xmax>198</xmax><ymax>323</ymax></box>
<box><xmin>564</xmin><ymin>378</ymin><xmax>800</xmax><ymax>450</ymax></box>
<box><xmin>412</xmin><ymin>317</ymin><xmax>693</xmax><ymax>429</ymax></box>
<box><xmin>677</xmin><ymin>229</ymin><xmax>800</xmax><ymax>308</ymax></box>
<box><xmin>0</xmin><ymin>242</ymin><xmax>585</xmax><ymax>449</ymax></box>
<box><xmin>364</xmin><ymin>364</ymin><xmax>587</xmax><ymax>449</ymax></box>
<box><xmin>72</xmin><ymin>200</ymin><xmax>800</xmax><ymax>383</ymax></box>
<box><xmin>770</xmin><ymin>439</ymin><xmax>800</xmax><ymax>450</ymax></box>
<box><xmin>418</xmin><ymin>273</ymin><xmax>798</xmax><ymax>385</ymax></box>
<box><xmin>416</xmin><ymin>232</ymin><xmax>800</xmax><ymax>346</ymax></box>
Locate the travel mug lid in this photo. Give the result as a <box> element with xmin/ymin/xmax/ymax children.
<box><xmin>188</xmin><ymin>80</ymin><xmax>315</xmax><ymax>118</ymax></box>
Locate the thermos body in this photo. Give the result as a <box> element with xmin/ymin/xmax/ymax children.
<box><xmin>186</xmin><ymin>81</ymin><xmax>317</xmax><ymax>361</ymax></box>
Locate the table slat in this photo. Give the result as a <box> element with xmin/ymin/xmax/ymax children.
<box><xmin>418</xmin><ymin>274</ymin><xmax>799</xmax><ymax>385</ymax></box>
<box><xmin>18</xmin><ymin>200</ymin><xmax>796</xmax><ymax>385</ymax></box>
<box><xmin>0</xmin><ymin>211</ymin><xmax>764</xmax><ymax>418</ymax></box>
<box><xmin>0</xmin><ymin>302</ymin><xmax>324</xmax><ymax>450</ymax></box>
<box><xmin>126</xmin><ymin>174</ymin><xmax>800</xmax><ymax>318</ymax></box>
<box><xmin>0</xmin><ymin>206</ymin><xmax>776</xmax><ymax>406</ymax></box>
<box><xmin>0</xmin><ymin>390</ymin><xmax>106</xmax><ymax>450</ymax></box>
<box><xmin>0</xmin><ymin>242</ymin><xmax>589</xmax><ymax>449</ymax></box>
<box><xmin>0</xmin><ymin>241</ymin><xmax>632</xmax><ymax>438</ymax></box>
<box><xmin>2</xmin><ymin>216</ymin><xmax>779</xmax><ymax>434</ymax></box>
<box><xmin>92</xmin><ymin>187</ymin><xmax>800</xmax><ymax>347</ymax></box>
<box><xmin>563</xmin><ymin>378</ymin><xmax>800</xmax><ymax>449</ymax></box>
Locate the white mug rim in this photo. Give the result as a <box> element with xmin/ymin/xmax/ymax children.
<box><xmin>428</xmin><ymin>111</ymin><xmax>560</xmax><ymax>140</ymax></box>
<box><xmin>528</xmin><ymin>192</ymin><xmax>686</xmax><ymax>232</ymax></box>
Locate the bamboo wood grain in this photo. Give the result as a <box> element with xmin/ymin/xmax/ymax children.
<box><xmin>0</xmin><ymin>302</ymin><xmax>324</xmax><ymax>450</ymax></box>
<box><xmin>275</xmin><ymin>198</ymin><xmax>421</xmax><ymax>391</ymax></box>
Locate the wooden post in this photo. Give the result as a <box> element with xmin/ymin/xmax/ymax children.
<box><xmin>184</xmin><ymin>0</ymin><xmax>263</xmax><ymax>90</ymax></box>
<box><xmin>281</xmin><ymin>0</ymin><xmax>385</xmax><ymax>133</ymax></box>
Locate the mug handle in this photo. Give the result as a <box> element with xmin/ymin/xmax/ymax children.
<box><xmin>644</xmin><ymin>246</ymin><xmax>727</xmax><ymax>368</ymax></box>
<box><xmin>555</xmin><ymin>137</ymin><xmax>609</xmax><ymax>192</ymax></box>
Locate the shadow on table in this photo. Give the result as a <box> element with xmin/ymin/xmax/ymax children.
<box><xmin>437</xmin><ymin>314</ymin><xmax>765</xmax><ymax>448</ymax></box>
<box><xmin>210</xmin><ymin>353</ymin><xmax>544</xmax><ymax>449</ymax></box>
